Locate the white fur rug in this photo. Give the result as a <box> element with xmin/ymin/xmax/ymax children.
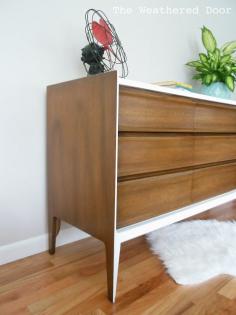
<box><xmin>147</xmin><ymin>220</ymin><xmax>236</xmax><ymax>285</ymax></box>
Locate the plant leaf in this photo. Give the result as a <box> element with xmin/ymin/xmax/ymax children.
<box><xmin>202</xmin><ymin>26</ymin><xmax>217</xmax><ymax>53</ymax></box>
<box><xmin>211</xmin><ymin>73</ymin><xmax>218</xmax><ymax>82</ymax></box>
<box><xmin>202</xmin><ymin>62</ymin><xmax>210</xmax><ymax>70</ymax></box>
<box><xmin>225</xmin><ymin>75</ymin><xmax>235</xmax><ymax>91</ymax></box>
<box><xmin>212</xmin><ymin>60</ymin><xmax>218</xmax><ymax>70</ymax></box>
<box><xmin>224</xmin><ymin>64</ymin><xmax>232</xmax><ymax>73</ymax></box>
<box><xmin>199</xmin><ymin>53</ymin><xmax>208</xmax><ymax>63</ymax></box>
<box><xmin>221</xmin><ymin>41</ymin><xmax>236</xmax><ymax>55</ymax></box>
<box><xmin>221</xmin><ymin>54</ymin><xmax>231</xmax><ymax>63</ymax></box>
<box><xmin>221</xmin><ymin>41</ymin><xmax>231</xmax><ymax>52</ymax></box>
<box><xmin>205</xmin><ymin>74</ymin><xmax>212</xmax><ymax>85</ymax></box>
<box><xmin>214</xmin><ymin>48</ymin><xmax>220</xmax><ymax>61</ymax></box>
<box><xmin>196</xmin><ymin>66</ymin><xmax>209</xmax><ymax>73</ymax></box>
<box><xmin>186</xmin><ymin>61</ymin><xmax>202</xmax><ymax>67</ymax></box>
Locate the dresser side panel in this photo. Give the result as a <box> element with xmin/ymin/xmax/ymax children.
<box><xmin>47</xmin><ymin>71</ymin><xmax>118</xmax><ymax>242</ymax></box>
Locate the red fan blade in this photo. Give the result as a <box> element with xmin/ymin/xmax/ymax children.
<box><xmin>92</xmin><ymin>19</ymin><xmax>113</xmax><ymax>47</ymax></box>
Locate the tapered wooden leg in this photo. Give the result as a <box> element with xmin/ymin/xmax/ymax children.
<box><xmin>105</xmin><ymin>239</ymin><xmax>121</xmax><ymax>303</ymax></box>
<box><xmin>48</xmin><ymin>216</ymin><xmax>61</xmax><ymax>255</ymax></box>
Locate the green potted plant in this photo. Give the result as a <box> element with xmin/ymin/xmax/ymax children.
<box><xmin>186</xmin><ymin>26</ymin><xmax>236</xmax><ymax>99</ymax></box>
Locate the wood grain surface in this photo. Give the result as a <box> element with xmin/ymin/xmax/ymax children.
<box><xmin>118</xmin><ymin>170</ymin><xmax>193</xmax><ymax>227</ymax></box>
<box><xmin>118</xmin><ymin>134</ymin><xmax>236</xmax><ymax>177</ymax></box>
<box><xmin>47</xmin><ymin>71</ymin><xmax>119</xmax><ymax>301</ymax></box>
<box><xmin>47</xmin><ymin>71</ymin><xmax>118</xmax><ymax>243</ymax></box>
<box><xmin>118</xmin><ymin>163</ymin><xmax>236</xmax><ymax>227</ymax></box>
<box><xmin>192</xmin><ymin>163</ymin><xmax>236</xmax><ymax>202</ymax></box>
<box><xmin>119</xmin><ymin>86</ymin><xmax>236</xmax><ymax>133</ymax></box>
<box><xmin>119</xmin><ymin>87</ymin><xmax>195</xmax><ymax>132</ymax></box>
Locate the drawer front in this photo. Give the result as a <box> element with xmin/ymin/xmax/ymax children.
<box><xmin>118</xmin><ymin>171</ymin><xmax>193</xmax><ymax>227</ymax></box>
<box><xmin>118</xmin><ymin>135</ymin><xmax>193</xmax><ymax>176</ymax></box>
<box><xmin>119</xmin><ymin>86</ymin><xmax>236</xmax><ymax>133</ymax></box>
<box><xmin>195</xmin><ymin>100</ymin><xmax>236</xmax><ymax>132</ymax></box>
<box><xmin>192</xmin><ymin>163</ymin><xmax>236</xmax><ymax>202</ymax></box>
<box><xmin>118</xmin><ymin>135</ymin><xmax>236</xmax><ymax>177</ymax></box>
<box><xmin>119</xmin><ymin>87</ymin><xmax>195</xmax><ymax>132</ymax></box>
<box><xmin>117</xmin><ymin>163</ymin><xmax>236</xmax><ymax>227</ymax></box>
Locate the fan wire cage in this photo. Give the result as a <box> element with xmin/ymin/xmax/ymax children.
<box><xmin>84</xmin><ymin>9</ymin><xmax>128</xmax><ymax>78</ymax></box>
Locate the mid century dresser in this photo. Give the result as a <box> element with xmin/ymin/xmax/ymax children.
<box><xmin>47</xmin><ymin>71</ymin><xmax>236</xmax><ymax>302</ymax></box>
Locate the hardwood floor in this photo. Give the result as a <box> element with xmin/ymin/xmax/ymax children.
<box><xmin>1</xmin><ymin>201</ymin><xmax>236</xmax><ymax>315</ymax></box>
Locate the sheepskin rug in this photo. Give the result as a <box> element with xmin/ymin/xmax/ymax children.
<box><xmin>147</xmin><ymin>220</ymin><xmax>236</xmax><ymax>285</ymax></box>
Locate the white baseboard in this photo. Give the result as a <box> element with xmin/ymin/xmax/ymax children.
<box><xmin>0</xmin><ymin>227</ymin><xmax>89</xmax><ymax>265</ymax></box>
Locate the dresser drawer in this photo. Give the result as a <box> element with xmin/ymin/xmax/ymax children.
<box><xmin>119</xmin><ymin>86</ymin><xmax>236</xmax><ymax>133</ymax></box>
<box><xmin>118</xmin><ymin>134</ymin><xmax>236</xmax><ymax>177</ymax></box>
<box><xmin>118</xmin><ymin>135</ymin><xmax>193</xmax><ymax>176</ymax></box>
<box><xmin>194</xmin><ymin>100</ymin><xmax>236</xmax><ymax>132</ymax></box>
<box><xmin>119</xmin><ymin>86</ymin><xmax>195</xmax><ymax>132</ymax></box>
<box><xmin>117</xmin><ymin>163</ymin><xmax>236</xmax><ymax>227</ymax></box>
<box><xmin>117</xmin><ymin>171</ymin><xmax>192</xmax><ymax>227</ymax></box>
<box><xmin>192</xmin><ymin>163</ymin><xmax>236</xmax><ymax>202</ymax></box>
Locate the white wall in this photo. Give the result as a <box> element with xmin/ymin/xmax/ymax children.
<box><xmin>1</xmin><ymin>0</ymin><xmax>236</xmax><ymax>259</ymax></box>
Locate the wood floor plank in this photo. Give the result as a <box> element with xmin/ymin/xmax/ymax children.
<box><xmin>218</xmin><ymin>279</ymin><xmax>236</xmax><ymax>300</ymax></box>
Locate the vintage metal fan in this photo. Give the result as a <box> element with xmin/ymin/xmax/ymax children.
<box><xmin>81</xmin><ymin>9</ymin><xmax>128</xmax><ymax>78</ymax></box>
